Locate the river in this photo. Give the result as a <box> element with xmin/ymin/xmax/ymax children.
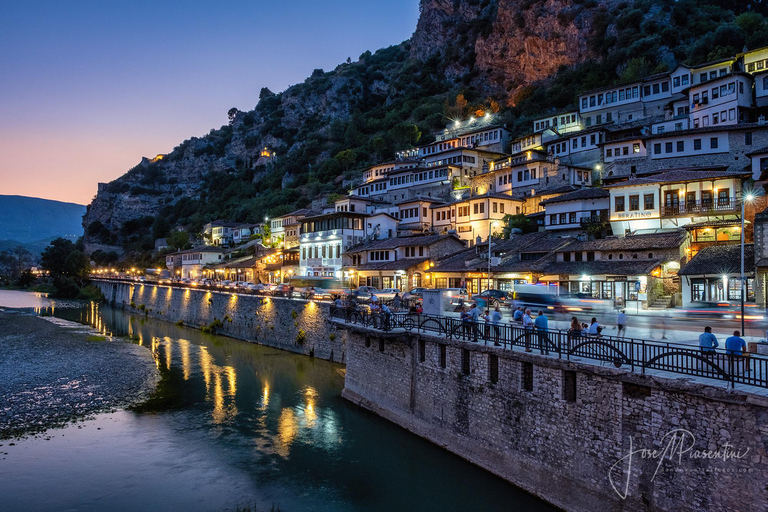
<box><xmin>0</xmin><ymin>291</ymin><xmax>554</xmax><ymax>511</ymax></box>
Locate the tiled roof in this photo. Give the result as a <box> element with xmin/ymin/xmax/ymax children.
<box><xmin>678</xmin><ymin>244</ymin><xmax>754</xmax><ymax>276</ymax></box>
<box><xmin>345</xmin><ymin>234</ymin><xmax>464</xmax><ymax>254</ymax></box>
<box><xmin>537</xmin><ymin>259</ymin><xmax>663</xmax><ymax>276</ymax></box>
<box><xmin>604</xmin><ymin>169</ymin><xmax>750</xmax><ymax>188</ymax></box>
<box><xmin>523</xmin><ymin>185</ymin><xmax>578</xmax><ymax>199</ymax></box>
<box><xmin>351</xmin><ymin>258</ymin><xmax>429</xmax><ymax>272</ymax></box>
<box><xmin>538</xmin><ymin>188</ymin><xmax>609</xmax><ymax>205</ymax></box>
<box><xmin>560</xmin><ymin>231</ymin><xmax>685</xmax><ymax>252</ymax></box>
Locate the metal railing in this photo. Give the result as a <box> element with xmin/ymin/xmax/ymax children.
<box><xmin>662</xmin><ymin>200</ymin><xmax>738</xmax><ymax>216</ymax></box>
<box><xmin>329</xmin><ymin>309</ymin><xmax>768</xmax><ymax>389</ymax></box>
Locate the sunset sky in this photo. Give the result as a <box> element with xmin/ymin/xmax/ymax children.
<box><xmin>0</xmin><ymin>0</ymin><xmax>419</xmax><ymax>205</ymax></box>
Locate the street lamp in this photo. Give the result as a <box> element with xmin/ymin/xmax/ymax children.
<box><xmin>741</xmin><ymin>191</ymin><xmax>756</xmax><ymax>335</ymax></box>
<box><xmin>488</xmin><ymin>221</ymin><xmax>499</xmax><ymax>292</ymax></box>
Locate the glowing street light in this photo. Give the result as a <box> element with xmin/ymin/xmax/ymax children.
<box><xmin>740</xmin><ymin>190</ymin><xmax>758</xmax><ymax>334</ymax></box>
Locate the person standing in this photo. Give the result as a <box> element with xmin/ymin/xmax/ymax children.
<box><xmin>460</xmin><ymin>306</ymin><xmax>472</xmax><ymax>339</ymax></box>
<box><xmin>534</xmin><ymin>310</ymin><xmax>549</xmax><ymax>354</ymax></box>
<box><xmin>380</xmin><ymin>302</ymin><xmax>392</xmax><ymax>331</ymax></box>
<box><xmin>470</xmin><ymin>302</ymin><xmax>483</xmax><ymax>342</ymax></box>
<box><xmin>393</xmin><ymin>292</ymin><xmax>402</xmax><ymax>311</ymax></box>
<box><xmin>491</xmin><ymin>306</ymin><xmax>503</xmax><ymax>346</ymax></box>
<box><xmin>522</xmin><ymin>308</ymin><xmax>534</xmax><ymax>352</ymax></box>
<box><xmin>698</xmin><ymin>326</ymin><xmax>719</xmax><ymax>354</ymax></box>
<box><xmin>616</xmin><ymin>309</ymin><xmax>627</xmax><ymax>338</ymax></box>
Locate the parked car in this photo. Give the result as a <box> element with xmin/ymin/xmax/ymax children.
<box><xmin>471</xmin><ymin>289</ymin><xmax>512</xmax><ymax>307</ymax></box>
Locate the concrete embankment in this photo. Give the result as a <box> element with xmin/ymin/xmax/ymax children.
<box><xmin>341</xmin><ymin>325</ymin><xmax>768</xmax><ymax>512</ymax></box>
<box><xmin>93</xmin><ymin>280</ymin><xmax>347</xmax><ymax>363</ymax></box>
<box><xmin>0</xmin><ymin>310</ymin><xmax>158</xmax><ymax>439</ymax></box>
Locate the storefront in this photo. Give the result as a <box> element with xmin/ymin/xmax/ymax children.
<box><xmin>678</xmin><ymin>243</ymin><xmax>755</xmax><ymax>308</ymax></box>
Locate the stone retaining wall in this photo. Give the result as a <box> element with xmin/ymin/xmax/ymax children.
<box><xmin>93</xmin><ymin>280</ymin><xmax>347</xmax><ymax>363</ymax></box>
<box><xmin>341</xmin><ymin>326</ymin><xmax>768</xmax><ymax>512</ymax></box>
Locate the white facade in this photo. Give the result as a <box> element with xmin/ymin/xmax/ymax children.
<box><xmin>544</xmin><ymin>195</ymin><xmax>610</xmax><ymax>231</ymax></box>
<box><xmin>178</xmin><ymin>249</ymin><xmax>224</xmax><ymax>279</ymax></box>
<box><xmin>603</xmin><ymin>139</ymin><xmax>645</xmax><ymax>163</ymax></box>
<box><xmin>689</xmin><ymin>74</ymin><xmax>753</xmax><ymax>128</ymax></box>
<box><xmin>692</xmin><ymin>59</ymin><xmax>734</xmax><ymax>85</ymax></box>
<box><xmin>431</xmin><ymin>194</ymin><xmax>523</xmax><ymax>244</ymax></box>
<box><xmin>532</xmin><ymin>111</ymin><xmax>581</xmax><ymax>134</ymax></box>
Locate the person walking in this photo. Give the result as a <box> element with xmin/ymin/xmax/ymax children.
<box><xmin>522</xmin><ymin>308</ymin><xmax>534</xmax><ymax>352</ymax></box>
<box><xmin>587</xmin><ymin>317</ymin><xmax>601</xmax><ymax>336</ymax></box>
<box><xmin>491</xmin><ymin>306</ymin><xmax>503</xmax><ymax>346</ymax></box>
<box><xmin>698</xmin><ymin>326</ymin><xmax>719</xmax><ymax>355</ymax></box>
<box><xmin>616</xmin><ymin>309</ymin><xmax>627</xmax><ymax>338</ymax></box>
<box><xmin>534</xmin><ymin>310</ymin><xmax>549</xmax><ymax>354</ymax></box>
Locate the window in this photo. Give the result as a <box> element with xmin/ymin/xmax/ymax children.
<box><xmin>746</xmin><ymin>132</ymin><xmax>753</xmax><ymax>146</ymax></box>
<box><xmin>633</xmin><ymin>143</ymin><xmax>640</xmax><ymax>154</ymax></box>
<box><xmin>606</xmin><ymin>148</ymin><xmax>613</xmax><ymax>158</ymax></box>
<box><xmin>673</xmin><ymin>77</ymin><xmax>680</xmax><ymax>88</ymax></box>
<box><xmin>569</xmin><ymin>212</ymin><xmax>576</xmax><ymax>223</ymax></box>
<box><xmin>500</xmin><ymin>203</ymin><xmax>504</xmax><ymax>214</ymax></box>
<box><xmin>563</xmin><ymin>371</ymin><xmax>577</xmax><ymax>402</ymax></box>
<box><xmin>718</xmin><ymin>189</ymin><xmax>730</xmax><ymax>206</ymax></box>
<box><xmin>654</xmin><ymin>143</ymin><xmax>662</xmax><ymax>155</ymax></box>
<box><xmin>644</xmin><ymin>194</ymin><xmax>655</xmax><ymax>210</ymax></box>
<box><xmin>559</xmin><ymin>213</ymin><xmax>567</xmax><ymax>224</ymax></box>
<box><xmin>677</xmin><ymin>141</ymin><xmax>684</xmax><ymax>152</ymax></box>
<box><xmin>710</xmin><ymin>137</ymin><xmax>719</xmax><ymax>149</ymax></box>
<box><xmin>550</xmin><ymin>214</ymin><xmax>558</xmax><ymax>225</ymax></box>
<box><xmin>522</xmin><ymin>362</ymin><xmax>533</xmax><ymax>392</ymax></box>
<box><xmin>657</xmin><ymin>126</ymin><xmax>665</xmax><ymax>134</ymax></box>
<box><xmin>615</xmin><ymin>196</ymin><xmax>625</xmax><ymax>212</ymax></box>
<box><xmin>694</xmin><ymin>139</ymin><xmax>702</xmax><ymax>150</ymax></box>
<box><xmin>665</xmin><ymin>142</ymin><xmax>673</xmax><ymax>153</ymax></box>
<box><xmin>629</xmin><ymin>195</ymin><xmax>639</xmax><ymax>211</ymax></box>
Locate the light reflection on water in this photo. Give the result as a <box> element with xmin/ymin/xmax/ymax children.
<box><xmin>2</xmin><ymin>298</ymin><xmax>554</xmax><ymax>512</ymax></box>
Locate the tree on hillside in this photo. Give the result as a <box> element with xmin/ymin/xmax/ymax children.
<box><xmin>334</xmin><ymin>149</ymin><xmax>357</xmax><ymax>173</ymax></box>
<box><xmin>167</xmin><ymin>230</ymin><xmax>190</xmax><ymax>250</ymax></box>
<box><xmin>41</xmin><ymin>238</ymin><xmax>90</xmax><ymax>279</ymax></box>
<box><xmin>0</xmin><ymin>246</ymin><xmax>34</xmax><ymax>282</ymax></box>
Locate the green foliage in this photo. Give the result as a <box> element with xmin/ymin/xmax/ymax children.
<box><xmin>167</xmin><ymin>230</ymin><xmax>190</xmax><ymax>250</ymax></box>
<box><xmin>296</xmin><ymin>329</ymin><xmax>307</xmax><ymax>344</ymax></box>
<box><xmin>0</xmin><ymin>246</ymin><xmax>34</xmax><ymax>283</ymax></box>
<box><xmin>501</xmin><ymin>214</ymin><xmax>538</xmax><ymax>238</ymax></box>
<box><xmin>41</xmin><ymin>238</ymin><xmax>90</xmax><ymax>279</ymax></box>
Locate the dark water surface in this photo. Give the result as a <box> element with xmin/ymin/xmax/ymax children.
<box><xmin>1</xmin><ymin>296</ymin><xmax>554</xmax><ymax>511</ymax></box>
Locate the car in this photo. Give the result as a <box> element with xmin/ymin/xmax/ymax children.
<box><xmin>377</xmin><ymin>288</ymin><xmax>402</xmax><ymax>301</ymax></box>
<box><xmin>442</xmin><ymin>288</ymin><xmax>469</xmax><ymax>305</ymax></box>
<box><xmin>403</xmin><ymin>288</ymin><xmax>426</xmax><ymax>301</ymax></box>
<box><xmin>471</xmin><ymin>289</ymin><xmax>512</xmax><ymax>307</ymax></box>
<box><xmin>675</xmin><ymin>301</ymin><xmax>765</xmax><ymax>321</ymax></box>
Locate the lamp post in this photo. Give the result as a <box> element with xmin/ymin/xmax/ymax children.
<box><xmin>741</xmin><ymin>191</ymin><xmax>755</xmax><ymax>335</ymax></box>
<box><xmin>488</xmin><ymin>221</ymin><xmax>499</xmax><ymax>292</ymax></box>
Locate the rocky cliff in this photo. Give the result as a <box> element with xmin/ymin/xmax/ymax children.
<box><xmin>83</xmin><ymin>0</ymin><xmax>763</xmax><ymax>257</ymax></box>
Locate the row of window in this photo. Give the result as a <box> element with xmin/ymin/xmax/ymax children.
<box><xmin>693</xmin><ymin>82</ymin><xmax>738</xmax><ymax>105</ymax></box>
<box><xmin>643</xmin><ymin>81</ymin><xmax>671</xmax><ymax>97</ymax></box>
<box><xmin>746</xmin><ymin>59</ymin><xmax>768</xmax><ymax>73</ymax></box>
<box><xmin>672</xmin><ymin>74</ymin><xmax>691</xmax><ymax>88</ymax></box>
<box><xmin>403</xmin><ymin>246</ymin><xmax>425</xmax><ymax>257</ymax></box>
<box><xmin>655</xmin><ymin>121</ymin><xmax>686</xmax><ymax>134</ymax></box>
<box><xmin>605</xmin><ymin>143</ymin><xmax>641</xmax><ymax>158</ymax></box>
<box><xmin>369</xmin><ymin>250</ymin><xmax>391</xmax><ymax>261</ymax></box>
<box><xmin>581</xmin><ymin>86</ymin><xmax>640</xmax><ymax>110</ymax></box>
<box><xmin>693</xmin><ymin>108</ymin><xmax>737</xmax><ymax>128</ymax></box>
<box><xmin>398</xmin><ymin>207</ymin><xmax>427</xmax><ymax>219</ymax></box>
<box><xmin>614</xmin><ymin>194</ymin><xmax>655</xmax><ymax>212</ymax></box>
<box><xmin>571</xmin><ymin>132</ymin><xmax>602</xmax><ymax>150</ymax></box>
<box><xmin>302</xmin><ymin>244</ymin><xmax>342</xmax><ymax>260</ymax></box>
<box><xmin>426</xmin><ymin>156</ymin><xmax>475</xmax><ymax>168</ymax></box>
<box><xmin>533</xmin><ymin>114</ymin><xmax>578</xmax><ymax>132</ymax></box>
<box><xmin>652</xmin><ymin>137</ymin><xmax>720</xmax><ymax>155</ymax></box>
<box><xmin>302</xmin><ymin>217</ymin><xmax>363</xmax><ymax>233</ymax></box>
<box><xmin>698</xmin><ymin>68</ymin><xmax>730</xmax><ymax>83</ymax></box>
<box><xmin>562</xmin><ymin>251</ymin><xmax>654</xmax><ymax>262</ymax></box>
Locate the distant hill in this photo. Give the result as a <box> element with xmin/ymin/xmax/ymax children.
<box><xmin>0</xmin><ymin>195</ymin><xmax>86</xmax><ymax>245</ymax></box>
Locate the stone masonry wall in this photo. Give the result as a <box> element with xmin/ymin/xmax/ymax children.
<box><xmin>93</xmin><ymin>280</ymin><xmax>348</xmax><ymax>363</ymax></box>
<box><xmin>342</xmin><ymin>326</ymin><xmax>768</xmax><ymax>512</ymax></box>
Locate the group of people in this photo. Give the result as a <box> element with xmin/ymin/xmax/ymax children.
<box><xmin>698</xmin><ymin>326</ymin><xmax>748</xmax><ymax>355</ymax></box>
<box><xmin>459</xmin><ymin>304</ymin><xmax>549</xmax><ymax>350</ymax></box>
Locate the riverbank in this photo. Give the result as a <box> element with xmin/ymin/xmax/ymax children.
<box><xmin>0</xmin><ymin>310</ymin><xmax>158</xmax><ymax>439</ymax></box>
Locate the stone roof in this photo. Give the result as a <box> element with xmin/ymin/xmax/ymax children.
<box><xmin>538</xmin><ymin>188</ymin><xmax>609</xmax><ymax>205</ymax></box>
<box><xmin>678</xmin><ymin>244</ymin><xmax>754</xmax><ymax>276</ymax></box>
<box><xmin>560</xmin><ymin>231</ymin><xmax>686</xmax><ymax>252</ymax></box>
<box><xmin>345</xmin><ymin>234</ymin><xmax>464</xmax><ymax>254</ymax></box>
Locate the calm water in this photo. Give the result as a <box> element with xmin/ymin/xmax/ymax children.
<box><xmin>1</xmin><ymin>292</ymin><xmax>554</xmax><ymax>511</ymax></box>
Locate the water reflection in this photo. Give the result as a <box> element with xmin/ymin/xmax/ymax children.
<box><xmin>16</xmin><ymin>300</ymin><xmax>554</xmax><ymax>512</ymax></box>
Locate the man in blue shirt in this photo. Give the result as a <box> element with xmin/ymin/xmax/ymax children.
<box><xmin>698</xmin><ymin>326</ymin><xmax>719</xmax><ymax>354</ymax></box>
<box><xmin>534</xmin><ymin>310</ymin><xmax>549</xmax><ymax>354</ymax></box>
<box><xmin>725</xmin><ymin>330</ymin><xmax>747</xmax><ymax>355</ymax></box>
<box><xmin>513</xmin><ymin>307</ymin><xmax>523</xmax><ymax>323</ymax></box>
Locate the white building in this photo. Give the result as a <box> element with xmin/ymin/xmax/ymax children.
<box><xmin>540</xmin><ymin>188</ymin><xmax>610</xmax><ymax>232</ymax></box>
<box><xmin>169</xmin><ymin>246</ymin><xmax>225</xmax><ymax>279</ymax></box>
<box><xmin>430</xmin><ymin>192</ymin><xmax>524</xmax><ymax>244</ymax></box>
<box><xmin>298</xmin><ymin>211</ymin><xmax>398</xmax><ymax>277</ymax></box>
<box><xmin>689</xmin><ymin>73</ymin><xmax>754</xmax><ymax>128</ymax></box>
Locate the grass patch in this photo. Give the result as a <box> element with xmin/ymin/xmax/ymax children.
<box><xmin>85</xmin><ymin>335</ymin><xmax>107</xmax><ymax>342</ymax></box>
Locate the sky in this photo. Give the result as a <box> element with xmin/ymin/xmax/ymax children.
<box><xmin>0</xmin><ymin>0</ymin><xmax>420</xmax><ymax>205</ymax></box>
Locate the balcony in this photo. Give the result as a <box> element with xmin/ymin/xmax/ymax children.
<box><xmin>662</xmin><ymin>200</ymin><xmax>738</xmax><ymax>217</ymax></box>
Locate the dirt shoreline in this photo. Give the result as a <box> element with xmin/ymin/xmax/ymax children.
<box><xmin>0</xmin><ymin>310</ymin><xmax>159</xmax><ymax>440</ymax></box>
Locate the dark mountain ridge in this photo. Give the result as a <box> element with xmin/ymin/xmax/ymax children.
<box><xmin>0</xmin><ymin>195</ymin><xmax>85</xmax><ymax>245</ymax></box>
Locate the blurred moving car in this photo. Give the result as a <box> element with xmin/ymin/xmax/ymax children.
<box><xmin>403</xmin><ymin>288</ymin><xmax>426</xmax><ymax>301</ymax></box>
<box><xmin>471</xmin><ymin>289</ymin><xmax>512</xmax><ymax>307</ymax></box>
<box><xmin>377</xmin><ymin>288</ymin><xmax>401</xmax><ymax>301</ymax></box>
<box><xmin>675</xmin><ymin>301</ymin><xmax>765</xmax><ymax>321</ymax></box>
